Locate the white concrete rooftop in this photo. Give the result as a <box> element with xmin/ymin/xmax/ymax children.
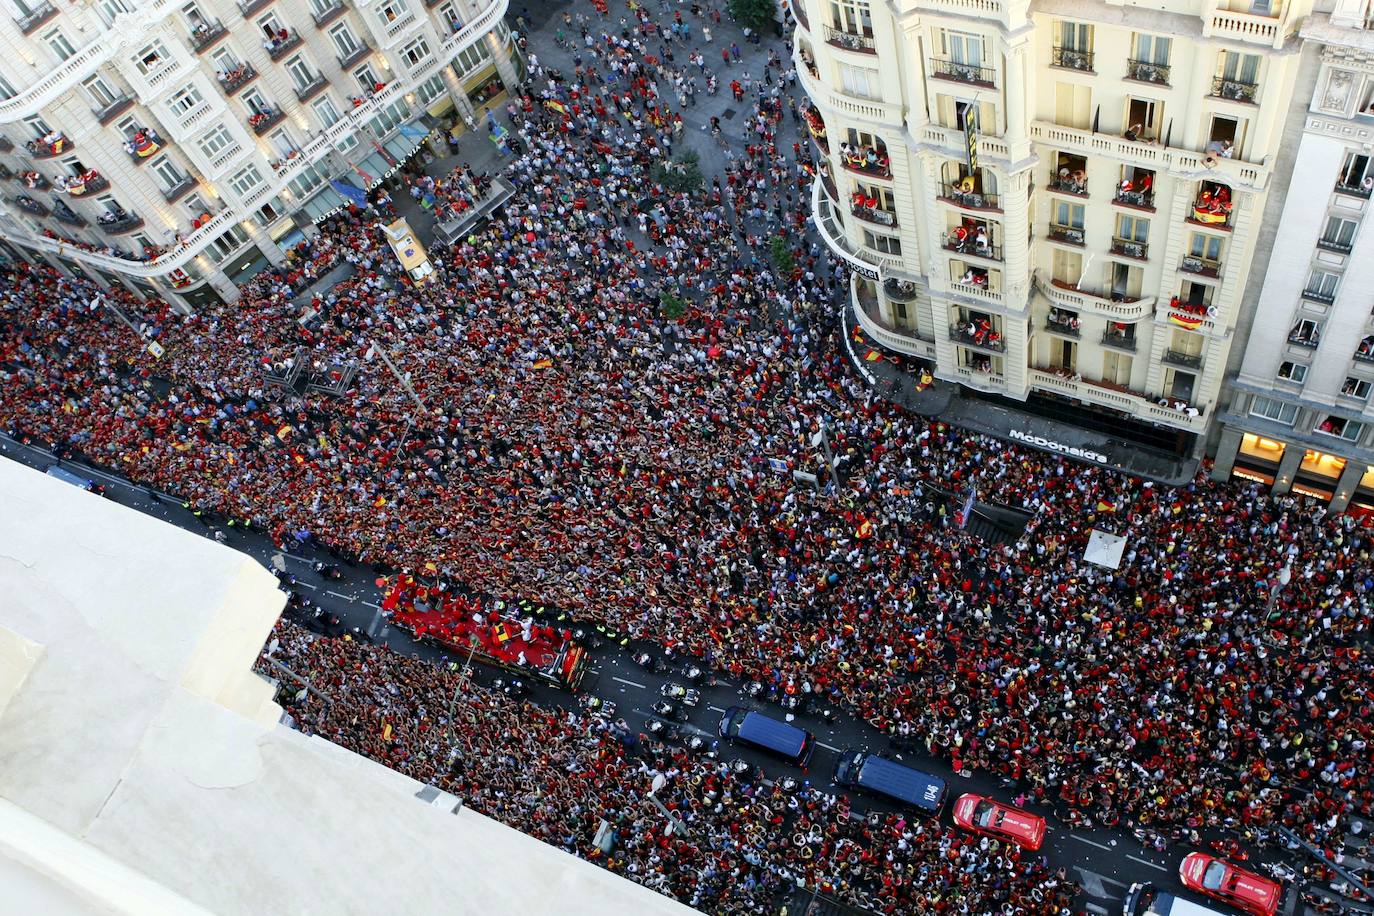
<box><xmin>0</xmin><ymin>457</ymin><xmax>695</xmax><ymax>916</ymax></box>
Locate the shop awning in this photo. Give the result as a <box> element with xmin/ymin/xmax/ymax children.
<box><xmin>300</xmin><ymin>185</ymin><xmax>347</xmax><ymax>224</ymax></box>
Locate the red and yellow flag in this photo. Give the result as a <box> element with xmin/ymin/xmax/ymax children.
<box><xmin>1169</xmin><ymin>313</ymin><xmax>1204</xmax><ymax>331</ymax></box>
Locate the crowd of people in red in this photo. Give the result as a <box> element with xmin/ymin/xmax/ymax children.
<box><xmin>2</xmin><ymin>1</ymin><xmax>1372</xmax><ymax>911</ymax></box>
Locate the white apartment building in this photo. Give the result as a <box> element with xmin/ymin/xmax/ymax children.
<box><xmin>0</xmin><ymin>0</ymin><xmax>518</xmax><ymax>309</ymax></box>
<box><xmin>794</xmin><ymin>0</ymin><xmax>1309</xmax><ymax>479</ymax></box>
<box><xmin>1212</xmin><ymin>0</ymin><xmax>1374</xmax><ymax>512</ymax></box>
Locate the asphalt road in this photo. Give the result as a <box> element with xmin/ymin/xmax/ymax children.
<box><xmin>8</xmin><ymin>432</ymin><xmax>1351</xmax><ymax>916</ymax></box>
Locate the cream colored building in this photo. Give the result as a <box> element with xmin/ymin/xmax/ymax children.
<box><xmin>1211</xmin><ymin>1</ymin><xmax>1374</xmax><ymax>512</ymax></box>
<box><xmin>795</xmin><ymin>0</ymin><xmax>1309</xmax><ymax>471</ymax></box>
<box><xmin>0</xmin><ymin>0</ymin><xmax>519</xmax><ymax>310</ymax></box>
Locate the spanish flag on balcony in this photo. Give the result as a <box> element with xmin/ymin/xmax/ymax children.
<box><xmin>1169</xmin><ymin>312</ymin><xmax>1205</xmax><ymax>331</ymax></box>
<box><xmin>132</xmin><ymin>132</ymin><xmax>159</xmax><ymax>158</ymax></box>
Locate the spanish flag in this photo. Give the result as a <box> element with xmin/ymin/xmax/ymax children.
<box><xmin>424</xmin><ymin>562</ymin><xmax>438</xmax><ymax>573</ymax></box>
<box><xmin>532</xmin><ymin>358</ymin><xmax>554</xmax><ymax>369</ymax></box>
<box><xmin>545</xmin><ymin>100</ymin><xmax>569</xmax><ymax>117</ymax></box>
<box><xmin>374</xmin><ymin>495</ymin><xmax>386</xmax><ymax>507</ymax></box>
<box><xmin>276</xmin><ymin>424</ymin><xmax>293</xmax><ymax>440</ymax></box>
<box><xmin>1096</xmin><ymin>499</ymin><xmax>1116</xmax><ymax>512</ymax></box>
<box><xmin>1169</xmin><ymin>312</ymin><xmax>1204</xmax><ymax>331</ymax></box>
<box><xmin>493</xmin><ymin>622</ymin><xmax>512</xmax><ymax>643</ymax></box>
<box><xmin>863</xmin><ymin>349</ymin><xmax>883</xmax><ymax>362</ymax></box>
<box><xmin>855</xmin><ymin>518</ymin><xmax>875</xmax><ymax>540</ymax></box>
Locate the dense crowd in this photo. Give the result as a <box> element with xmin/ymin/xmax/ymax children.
<box><xmin>2</xmin><ymin>0</ymin><xmax>1373</xmax><ymax>911</ymax></box>
<box><xmin>262</xmin><ymin>620</ymin><xmax>1077</xmax><ymax>915</ymax></box>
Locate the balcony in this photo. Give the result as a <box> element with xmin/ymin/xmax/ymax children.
<box><xmin>803</xmin><ymin>109</ymin><xmax>829</xmax><ymax>154</ymax></box>
<box><xmin>929</xmin><ymin>58</ymin><xmax>994</xmax><ymax>88</ymax></box>
<box><xmin>1335</xmin><ymin>176</ymin><xmax>1372</xmax><ymax>198</ymax></box>
<box><xmin>93</xmin><ymin>94</ymin><xmax>135</xmax><ymax>126</ymax></box>
<box><xmin>1045</xmin><ymin>313</ymin><xmax>1081</xmax><ymax>337</ymax></box>
<box><xmin>312</xmin><ymin>0</ymin><xmax>346</xmax><ymax>27</ymax></box>
<box><xmin>851</xmin><ymin>202</ymin><xmax>897</xmax><ymax>229</ymax></box>
<box><xmin>53</xmin><ymin>207</ymin><xmax>86</xmax><ymax>227</ymax></box>
<box><xmin>1287</xmin><ymin>331</ymin><xmax>1319</xmax><ymax>349</ymax></box>
<box><xmin>0</xmin><ymin>165</ymin><xmax>9</xmax><ymax>179</ymax></box>
<box><xmin>824</xmin><ymin>25</ymin><xmax>875</xmax><ymax>54</ymax></box>
<box><xmin>249</xmin><ymin>107</ymin><xmax>286</xmax><ymax>135</ymax></box>
<box><xmin>26</xmin><ymin>133</ymin><xmax>71</xmax><ymax>159</ymax></box>
<box><xmin>840</xmin><ymin>145</ymin><xmax>890</xmax><ymax>179</ymax></box>
<box><xmin>792</xmin><ymin>0</ymin><xmax>808</xmax><ymax>30</ymax></box>
<box><xmin>97</xmin><ymin>211</ymin><xmax>144</xmax><ymax>235</ymax></box>
<box><xmin>12</xmin><ymin>195</ymin><xmax>48</xmax><ymax>217</ymax></box>
<box><xmin>1101</xmin><ymin>328</ymin><xmax>1137</xmax><ymax>351</ymax></box>
<box><xmin>1126</xmin><ymin>59</ymin><xmax>1169</xmax><ymax>86</ymax></box>
<box><xmin>1180</xmin><ymin>255</ymin><xmax>1221</xmax><ymax>278</ymax></box>
<box><xmin>1317</xmin><ymin>235</ymin><xmax>1354</xmax><ymax>254</ymax></box>
<box><xmin>1204</xmin><ymin>5</ymin><xmax>1285</xmax><ymax>50</ymax></box>
<box><xmin>1162</xmin><ymin>349</ymin><xmax>1203</xmax><ymax>370</ymax></box>
<box><xmin>337</xmin><ymin>42</ymin><xmax>372</xmax><ymax>70</ymax></box>
<box><xmin>1041</xmin><ymin>275</ymin><xmax>1151</xmax><ymax>321</ymax></box>
<box><xmin>1047</xmin><ymin>224</ymin><xmax>1084</xmax><ymax>246</ymax></box>
<box><xmin>266</xmin><ymin>30</ymin><xmax>303</xmax><ymax>62</ymax></box>
<box><xmin>15</xmin><ymin>1</ymin><xmax>58</xmax><ymax>35</ymax></box>
<box><xmin>295</xmin><ymin>73</ymin><xmax>328</xmax><ymax>102</ymax></box>
<box><xmin>812</xmin><ymin>178</ymin><xmax>906</xmax><ymax>280</ymax></box>
<box><xmin>1047</xmin><ymin>177</ymin><xmax>1088</xmax><ymax>197</ymax></box>
<box><xmin>884</xmin><ymin>278</ymin><xmax>918</xmax><ymax>302</ymax></box>
<box><xmin>124</xmin><ymin>129</ymin><xmax>163</xmax><ymax>164</ymax></box>
<box><xmin>1354</xmin><ymin>347</ymin><xmax>1374</xmax><ymax>364</ymax></box>
<box><xmin>1188</xmin><ymin>195</ymin><xmax>1232</xmax><ymax>230</ymax></box>
<box><xmin>950</xmin><ymin>322</ymin><xmax>1005</xmax><ymax>353</ymax></box>
<box><xmin>17</xmin><ymin>171</ymin><xmax>48</xmax><ymax>191</ymax></box>
<box><xmin>943</xmin><ymin>234</ymin><xmax>1001</xmax><ymax>262</ymax></box>
<box><xmin>1051</xmin><ymin>47</ymin><xmax>1094</xmax><ymax>72</ymax></box>
<box><xmin>59</xmin><ymin>172</ymin><xmax>107</xmax><ymax>196</ymax></box>
<box><xmin>1301</xmin><ymin>286</ymin><xmax>1336</xmax><ymax>305</ymax></box>
<box><xmin>219</xmin><ymin>64</ymin><xmax>259</xmax><ymax>96</ymax></box>
<box><xmin>1110</xmin><ymin>237</ymin><xmax>1149</xmax><ymax>260</ymax></box>
<box><xmin>162</xmin><ymin>173</ymin><xmax>197</xmax><ymax>203</ymax></box>
<box><xmin>1113</xmin><ymin>187</ymin><xmax>1154</xmax><ymax>211</ymax></box>
<box><xmin>1211</xmin><ymin>76</ymin><xmax>1258</xmax><ymax>104</ymax></box>
<box><xmin>190</xmin><ymin>20</ymin><xmax>229</xmax><ymax>54</ymax></box>
<box><xmin>237</xmin><ymin>0</ymin><xmax>274</xmax><ymax>17</ymax></box>
<box><xmin>937</xmin><ymin>182</ymin><xmax>999</xmax><ymax>211</ymax></box>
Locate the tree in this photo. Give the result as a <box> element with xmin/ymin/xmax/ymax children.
<box><xmin>659</xmin><ymin>287</ymin><xmax>687</xmax><ymax>320</ymax></box>
<box><xmin>650</xmin><ymin>149</ymin><xmax>704</xmax><ymax>193</ymax></box>
<box><xmin>727</xmin><ymin>0</ymin><xmax>776</xmax><ymax>32</ymax></box>
<box><xmin>769</xmin><ymin>235</ymin><xmax>794</xmax><ymax>275</ymax></box>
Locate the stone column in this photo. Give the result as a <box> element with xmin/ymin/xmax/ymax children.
<box><xmin>1271</xmin><ymin>442</ymin><xmax>1303</xmax><ymax>495</ymax></box>
<box><xmin>1210</xmin><ymin>425</ymin><xmax>1244</xmax><ymax>482</ymax></box>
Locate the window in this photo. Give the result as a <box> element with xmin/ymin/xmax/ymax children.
<box><xmin>268</xmin><ymin>129</ymin><xmax>296</xmax><ymax>158</ymax></box>
<box><xmin>377</xmin><ymin>0</ymin><xmax>409</xmax><ymax>23</ymax></box>
<box><xmin>1053</xmin><ymin>82</ymin><xmax>1092</xmax><ymax>129</ymax></box>
<box><xmin>82</xmin><ymin>74</ymin><xmax>121</xmax><ymax>108</ymax></box>
<box><xmin>182</xmin><ymin>192</ymin><xmax>211</xmax><ymax>216</ymax></box>
<box><xmin>168</xmin><ymin>85</ymin><xmax>204</xmax><ymax>117</ymax></box>
<box><xmin>256</xmin><ymin>11</ymin><xmax>285</xmax><ymax>40</ymax></box>
<box><xmin>1277</xmin><ymin>360</ymin><xmax>1307</xmax><ymax>383</ymax></box>
<box><xmin>1218</xmin><ymin>51</ymin><xmax>1260</xmax><ymax>85</ymax></box>
<box><xmin>312</xmin><ymin>95</ymin><xmax>342</xmax><ymax>127</ymax></box>
<box><xmin>838</xmin><ymin>64</ymin><xmax>879</xmax><ymax>98</ymax></box>
<box><xmin>436</xmin><ymin>0</ymin><xmax>462</xmax><ymax>31</ymax></box>
<box><xmin>1059</xmin><ymin>21</ymin><xmax>1092</xmax><ymax>50</ymax></box>
<box><xmin>1315</xmin><ymin>415</ymin><xmax>1364</xmax><ymax>441</ymax></box>
<box><xmin>254</xmin><ymin>199</ymin><xmax>281</xmax><ymax>227</ymax></box>
<box><xmin>862</xmin><ymin>230</ymin><xmax>901</xmax><ymax>255</ymax></box>
<box><xmin>1117</xmin><ymin>214</ymin><xmax>1148</xmax><ymax>242</ymax></box>
<box><xmin>1133</xmin><ymin>33</ymin><xmax>1170</xmax><ymax>66</ymax></box>
<box><xmin>1342</xmin><ymin>377</ymin><xmax>1372</xmax><ymax>400</ymax></box>
<box><xmin>401</xmin><ymin>36</ymin><xmax>430</xmax><ymax>68</ymax></box>
<box><xmin>1052</xmin><ymin>200</ymin><xmax>1084</xmax><ymax>230</ymax></box>
<box><xmin>228</xmin><ymin>164</ymin><xmax>263</xmax><ymax>197</ymax></box>
<box><xmin>135</xmin><ymin>41</ymin><xmax>169</xmax><ymax>75</ymax></box>
<box><xmin>98</xmin><ymin>0</ymin><xmax>132</xmax><ymax>23</ymax></box>
<box><xmin>44</xmin><ymin>30</ymin><xmax>77</xmax><ymax>61</ymax></box>
<box><xmin>1250</xmin><ymin>396</ymin><xmax>1298</xmax><ymax>426</ymax></box>
<box><xmin>1305</xmin><ymin>268</ymin><xmax>1340</xmax><ymax>301</ymax></box>
<box><xmin>415</xmin><ymin>73</ymin><xmax>445</xmax><ymax>105</ymax></box>
<box><xmin>1054</xmin><ymin>21</ymin><xmax>1094</xmax><ymax>71</ymax></box>
<box><xmin>1051</xmin><ymin>248</ymin><xmax>1082</xmax><ymax>285</ymax></box>
<box><xmin>0</xmin><ymin>74</ymin><xmax>16</xmax><ymax>100</ymax></box>
<box><xmin>455</xmin><ymin>41</ymin><xmax>491</xmax><ymax>74</ymax></box>
<box><xmin>829</xmin><ymin>0</ymin><xmax>872</xmax><ymax>36</ymax></box>
<box><xmin>242</xmin><ymin>87</ymin><xmax>272</xmax><ymax>116</ymax></box>
<box><xmin>1102</xmin><ymin>351</ymin><xmax>1132</xmax><ymax>386</ymax></box>
<box><xmin>1289</xmin><ymin>318</ymin><xmax>1321</xmax><ymax>345</ymax></box>
<box><xmin>941</xmin><ymin>30</ymin><xmax>983</xmax><ymax>67</ymax></box>
<box><xmin>197</xmin><ymin>124</ymin><xmax>235</xmax><ymax>158</ymax></box>
<box><xmin>355</xmin><ymin>63</ymin><xmax>382</xmax><ymax>92</ymax></box>
<box><xmin>1321</xmin><ymin>215</ymin><xmax>1358</xmax><ymax>251</ymax></box>
<box><xmin>286</xmin><ymin>55</ymin><xmax>316</xmax><ymax>90</ymax></box>
<box><xmin>23</xmin><ymin>114</ymin><xmax>52</xmax><ymax>138</ymax></box>
<box><xmin>330</xmin><ymin>24</ymin><xmax>360</xmax><ymax>57</ymax></box>
<box><xmin>308</xmin><ymin>0</ymin><xmax>337</xmax><ymax>17</ymax></box>
<box><xmin>1339</xmin><ymin>151</ymin><xmax>1373</xmax><ymax>192</ymax></box>
<box><xmin>1124</xmin><ymin>97</ymin><xmax>1163</xmax><ymax>142</ymax></box>
<box><xmin>182</xmin><ymin>2</ymin><xmax>210</xmax><ymax>30</ymax></box>
<box><xmin>286</xmin><ymin>163</ymin><xmax>327</xmax><ymax>198</ymax></box>
<box><xmin>207</xmin><ymin>224</ymin><xmax>250</xmax><ymax>261</ymax></box>
<box><xmin>1188</xmin><ymin>233</ymin><xmax>1224</xmax><ymax>262</ymax></box>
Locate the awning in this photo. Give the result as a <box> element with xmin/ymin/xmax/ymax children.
<box><xmin>356</xmin><ymin>151</ymin><xmax>392</xmax><ymax>188</ymax></box>
<box><xmin>300</xmin><ymin>185</ymin><xmax>347</xmax><ymax>224</ymax></box>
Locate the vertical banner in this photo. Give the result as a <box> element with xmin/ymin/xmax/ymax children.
<box><xmin>964</xmin><ymin>107</ymin><xmax>979</xmax><ymax>174</ymax></box>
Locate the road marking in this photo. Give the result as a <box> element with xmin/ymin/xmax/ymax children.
<box><xmin>817</xmin><ymin>741</ymin><xmax>842</xmax><ymax>752</ymax></box>
<box><xmin>1126</xmin><ymin>854</ymin><xmax>1167</xmax><ymax>873</ymax></box>
<box><xmin>326</xmin><ymin>590</ymin><xmax>355</xmax><ymax>601</ymax></box>
<box><xmin>295</xmin><ymin>582</ymin><xmax>318</xmax><ymax>590</ymax></box>
<box><xmin>1071</xmin><ymin>834</ymin><xmax>1113</xmax><ymax>851</ymax></box>
<box><xmin>1085</xmin><ymin>904</ymin><xmax>1109</xmax><ymax>915</ymax></box>
<box><xmin>1074</xmin><ymin>868</ymin><xmax>1129</xmax><ymax>897</ymax></box>
<box><xmin>611</xmin><ymin>676</ymin><xmax>648</xmax><ymax>689</ymax></box>
<box><xmin>362</xmin><ymin>600</ymin><xmax>380</xmax><ymax>609</ymax></box>
<box><xmin>283</xmin><ymin>553</ymin><xmax>314</xmax><ymax>564</ymax></box>
<box><xmin>708</xmin><ymin>705</ymin><xmax>728</xmax><ymax>713</ymax></box>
